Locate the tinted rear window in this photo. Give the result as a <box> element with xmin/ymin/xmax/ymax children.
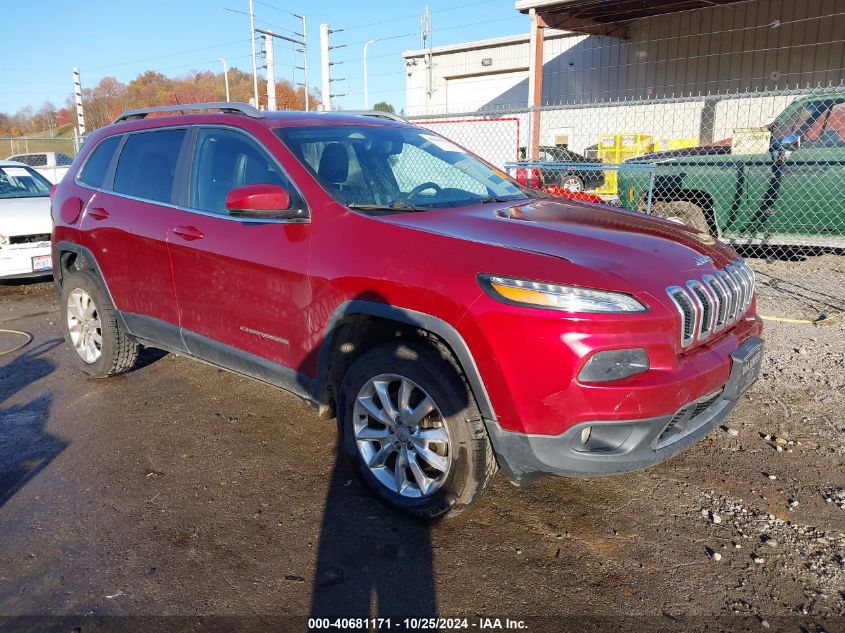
<box><xmin>78</xmin><ymin>136</ymin><xmax>121</xmax><ymax>188</ymax></box>
<box><xmin>113</xmin><ymin>129</ymin><xmax>186</xmax><ymax>203</ymax></box>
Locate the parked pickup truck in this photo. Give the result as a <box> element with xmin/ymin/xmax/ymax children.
<box><xmin>6</xmin><ymin>151</ymin><xmax>74</xmax><ymax>184</ymax></box>
<box><xmin>618</xmin><ymin>93</ymin><xmax>845</xmax><ymax>249</ymax></box>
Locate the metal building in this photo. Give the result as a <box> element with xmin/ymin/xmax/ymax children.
<box><xmin>403</xmin><ymin>0</ymin><xmax>845</xmax><ymax>118</ymax></box>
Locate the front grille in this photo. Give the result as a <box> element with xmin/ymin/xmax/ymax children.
<box><xmin>666</xmin><ymin>259</ymin><xmax>755</xmax><ymax>349</ymax></box>
<box><xmin>656</xmin><ymin>388</ymin><xmax>724</xmax><ymax>448</ymax></box>
<box><xmin>9</xmin><ymin>233</ymin><xmax>51</xmax><ymax>245</ymax></box>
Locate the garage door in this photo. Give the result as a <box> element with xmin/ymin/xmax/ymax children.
<box><xmin>446</xmin><ymin>71</ymin><xmax>528</xmax><ymax>111</ymax></box>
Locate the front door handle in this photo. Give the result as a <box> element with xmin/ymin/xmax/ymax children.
<box><xmin>88</xmin><ymin>206</ymin><xmax>110</xmax><ymax>220</ymax></box>
<box><xmin>172</xmin><ymin>225</ymin><xmax>205</xmax><ymax>241</ymax></box>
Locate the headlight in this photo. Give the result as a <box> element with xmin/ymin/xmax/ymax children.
<box><xmin>0</xmin><ymin>234</ymin><xmax>7</xmax><ymax>245</ymax></box>
<box><xmin>480</xmin><ymin>274</ymin><xmax>647</xmax><ymax>313</ymax></box>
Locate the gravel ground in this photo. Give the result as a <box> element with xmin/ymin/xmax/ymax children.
<box><xmin>0</xmin><ymin>274</ymin><xmax>842</xmax><ymax>632</ymax></box>
<box><xmin>744</xmin><ymin>251</ymin><xmax>845</xmax><ymax>321</ymax></box>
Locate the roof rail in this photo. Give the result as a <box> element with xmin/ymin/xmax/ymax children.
<box><xmin>112</xmin><ymin>102</ymin><xmax>263</xmax><ymax>124</ymax></box>
<box><xmin>339</xmin><ymin>110</ymin><xmax>407</xmax><ymax>123</ymax></box>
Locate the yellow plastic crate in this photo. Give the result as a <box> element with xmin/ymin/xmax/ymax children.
<box><xmin>595</xmin><ymin>133</ymin><xmax>654</xmax><ymax>195</ymax></box>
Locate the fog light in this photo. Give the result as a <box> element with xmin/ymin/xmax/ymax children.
<box><xmin>572</xmin><ymin>423</ymin><xmax>633</xmax><ymax>453</ymax></box>
<box><xmin>580</xmin><ymin>426</ymin><xmax>592</xmax><ymax>444</ymax></box>
<box><xmin>578</xmin><ymin>348</ymin><xmax>649</xmax><ymax>382</ymax></box>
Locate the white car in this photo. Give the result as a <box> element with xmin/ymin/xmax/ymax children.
<box><xmin>0</xmin><ymin>160</ymin><xmax>53</xmax><ymax>279</ymax></box>
<box><xmin>6</xmin><ymin>151</ymin><xmax>74</xmax><ymax>184</ymax></box>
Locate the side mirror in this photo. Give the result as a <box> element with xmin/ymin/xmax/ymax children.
<box><xmin>774</xmin><ymin>131</ymin><xmax>801</xmax><ymax>152</ymax></box>
<box><xmin>225</xmin><ymin>184</ymin><xmax>304</xmax><ymax>220</ymax></box>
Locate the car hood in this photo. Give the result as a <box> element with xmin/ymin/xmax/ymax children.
<box><xmin>381</xmin><ymin>198</ymin><xmax>738</xmax><ymax>298</ymax></box>
<box><xmin>0</xmin><ymin>196</ymin><xmax>53</xmax><ymax>237</ymax></box>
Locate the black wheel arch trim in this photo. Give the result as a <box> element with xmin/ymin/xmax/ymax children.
<box><xmin>316</xmin><ymin>300</ymin><xmax>497</xmax><ymax>423</ymax></box>
<box><xmin>54</xmin><ymin>241</ymin><xmax>132</xmax><ymax>334</ymax></box>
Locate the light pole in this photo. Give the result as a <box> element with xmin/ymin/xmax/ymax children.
<box><xmin>363</xmin><ymin>39</ymin><xmax>377</xmax><ymax>109</ymax></box>
<box><xmin>219</xmin><ymin>58</ymin><xmax>230</xmax><ymax>102</ymax></box>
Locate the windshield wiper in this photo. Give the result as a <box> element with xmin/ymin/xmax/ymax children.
<box><xmin>477</xmin><ymin>195</ymin><xmax>529</xmax><ymax>204</ymax></box>
<box><xmin>347</xmin><ymin>201</ymin><xmax>424</xmax><ymax>213</ymax></box>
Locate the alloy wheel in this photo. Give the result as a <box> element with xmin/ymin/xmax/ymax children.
<box><xmin>352</xmin><ymin>373</ymin><xmax>452</xmax><ymax>498</ymax></box>
<box><xmin>562</xmin><ymin>175</ymin><xmax>583</xmax><ymax>192</ymax></box>
<box><xmin>67</xmin><ymin>288</ymin><xmax>102</xmax><ymax>364</ymax></box>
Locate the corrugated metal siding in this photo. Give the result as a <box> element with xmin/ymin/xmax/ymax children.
<box><xmin>406</xmin><ymin>0</ymin><xmax>845</xmax><ymax>113</ymax></box>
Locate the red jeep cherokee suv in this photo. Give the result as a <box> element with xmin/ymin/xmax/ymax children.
<box><xmin>52</xmin><ymin>102</ymin><xmax>763</xmax><ymax>518</ymax></box>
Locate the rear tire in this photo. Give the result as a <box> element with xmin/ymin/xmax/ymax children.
<box><xmin>61</xmin><ymin>268</ymin><xmax>139</xmax><ymax>378</ymax></box>
<box><xmin>651</xmin><ymin>201</ymin><xmax>712</xmax><ymax>234</ymax></box>
<box><xmin>337</xmin><ymin>341</ymin><xmax>497</xmax><ymax>519</ymax></box>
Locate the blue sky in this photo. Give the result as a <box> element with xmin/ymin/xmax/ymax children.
<box><xmin>0</xmin><ymin>0</ymin><xmax>527</xmax><ymax>115</ymax></box>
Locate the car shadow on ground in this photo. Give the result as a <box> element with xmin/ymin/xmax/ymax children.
<box><xmin>0</xmin><ymin>338</ymin><xmax>65</xmax><ymax>511</ymax></box>
<box><xmin>309</xmin><ymin>458</ymin><xmax>438</xmax><ymax>620</ymax></box>
<box><xmin>302</xmin><ymin>292</ymin><xmax>446</xmax><ymax>620</ymax></box>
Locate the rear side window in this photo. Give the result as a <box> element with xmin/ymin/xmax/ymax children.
<box><xmin>78</xmin><ymin>136</ymin><xmax>121</xmax><ymax>188</ymax></box>
<box><xmin>114</xmin><ymin>129</ymin><xmax>186</xmax><ymax>203</ymax></box>
<box><xmin>56</xmin><ymin>153</ymin><xmax>74</xmax><ymax>166</ymax></box>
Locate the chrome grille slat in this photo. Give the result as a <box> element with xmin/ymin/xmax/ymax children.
<box><xmin>716</xmin><ymin>270</ymin><xmax>740</xmax><ymax>323</ymax></box>
<box><xmin>728</xmin><ymin>264</ymin><xmax>749</xmax><ymax>311</ymax></box>
<box><xmin>666</xmin><ymin>285</ymin><xmax>698</xmax><ymax>348</ymax></box>
<box><xmin>667</xmin><ymin>259</ymin><xmax>755</xmax><ymax>349</ymax></box>
<box><xmin>687</xmin><ymin>280</ymin><xmax>715</xmax><ymax>339</ymax></box>
<box><xmin>702</xmin><ymin>274</ymin><xmax>727</xmax><ymax>331</ymax></box>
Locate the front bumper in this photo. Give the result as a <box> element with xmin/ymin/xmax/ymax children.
<box><xmin>488</xmin><ymin>336</ymin><xmax>763</xmax><ymax>484</ymax></box>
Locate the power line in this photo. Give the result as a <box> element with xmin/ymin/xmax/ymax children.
<box><xmin>339</xmin><ymin>0</ymin><xmax>494</xmax><ymax>31</ymax></box>
<box><xmin>253</xmin><ymin>0</ymin><xmax>302</xmax><ymax>19</ymax></box>
<box><xmin>87</xmin><ymin>40</ymin><xmax>246</xmax><ymax>72</ymax></box>
<box><xmin>223</xmin><ymin>7</ymin><xmax>301</xmax><ymax>36</ymax></box>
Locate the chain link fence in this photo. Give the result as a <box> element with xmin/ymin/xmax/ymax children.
<box><xmin>0</xmin><ymin>137</ymin><xmax>80</xmax><ymax>184</ymax></box>
<box><xmin>407</xmin><ymin>84</ymin><xmax>845</xmax><ymax>321</ymax></box>
<box><xmin>0</xmin><ymin>137</ymin><xmax>79</xmax><ymax>160</ymax></box>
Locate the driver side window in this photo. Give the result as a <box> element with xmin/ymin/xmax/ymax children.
<box><xmin>388</xmin><ymin>144</ymin><xmax>486</xmax><ymax>198</ymax></box>
<box><xmin>190</xmin><ymin>127</ymin><xmax>300</xmax><ymax>214</ymax></box>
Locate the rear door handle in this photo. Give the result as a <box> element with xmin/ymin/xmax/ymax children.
<box><xmin>88</xmin><ymin>206</ymin><xmax>110</xmax><ymax>220</ymax></box>
<box><xmin>172</xmin><ymin>225</ymin><xmax>205</xmax><ymax>241</ymax></box>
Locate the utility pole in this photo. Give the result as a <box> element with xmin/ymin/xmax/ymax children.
<box><xmin>219</xmin><ymin>58</ymin><xmax>230</xmax><ymax>102</ymax></box>
<box><xmin>363</xmin><ymin>39</ymin><xmax>377</xmax><ymax>109</ymax></box>
<box><xmin>320</xmin><ymin>24</ymin><xmax>331</xmax><ymax>111</ymax></box>
<box><xmin>276</xmin><ymin>12</ymin><xmax>308</xmax><ymax>111</ymax></box>
<box><xmin>256</xmin><ymin>27</ymin><xmax>307</xmax><ymax>111</ymax></box>
<box><xmin>421</xmin><ymin>5</ymin><xmax>433</xmax><ymax>112</ymax></box>
<box><xmin>299</xmin><ymin>14</ymin><xmax>309</xmax><ymax>111</ymax></box>
<box><xmin>72</xmin><ymin>67</ymin><xmax>85</xmax><ymax>137</ymax></box>
<box><xmin>319</xmin><ymin>24</ymin><xmax>346</xmax><ymax>111</ymax></box>
<box><xmin>248</xmin><ymin>0</ymin><xmax>259</xmax><ymax>107</ymax></box>
<box><xmin>263</xmin><ymin>33</ymin><xmax>277</xmax><ymax>111</ymax></box>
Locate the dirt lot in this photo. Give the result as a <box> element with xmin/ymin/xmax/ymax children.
<box><xmin>0</xmin><ymin>274</ymin><xmax>842</xmax><ymax>632</ymax></box>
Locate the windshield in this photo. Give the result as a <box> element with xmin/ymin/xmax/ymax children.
<box><xmin>0</xmin><ymin>165</ymin><xmax>51</xmax><ymax>199</ymax></box>
<box><xmin>274</xmin><ymin>124</ymin><xmax>530</xmax><ymax>210</ymax></box>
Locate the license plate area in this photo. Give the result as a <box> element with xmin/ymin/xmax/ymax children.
<box><xmin>32</xmin><ymin>254</ymin><xmax>52</xmax><ymax>272</ymax></box>
<box><xmin>724</xmin><ymin>336</ymin><xmax>763</xmax><ymax>400</ymax></box>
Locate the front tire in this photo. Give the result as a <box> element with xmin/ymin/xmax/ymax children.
<box><xmin>61</xmin><ymin>268</ymin><xmax>139</xmax><ymax>378</ymax></box>
<box><xmin>337</xmin><ymin>341</ymin><xmax>498</xmax><ymax>519</ymax></box>
<box><xmin>651</xmin><ymin>201</ymin><xmax>712</xmax><ymax>234</ymax></box>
